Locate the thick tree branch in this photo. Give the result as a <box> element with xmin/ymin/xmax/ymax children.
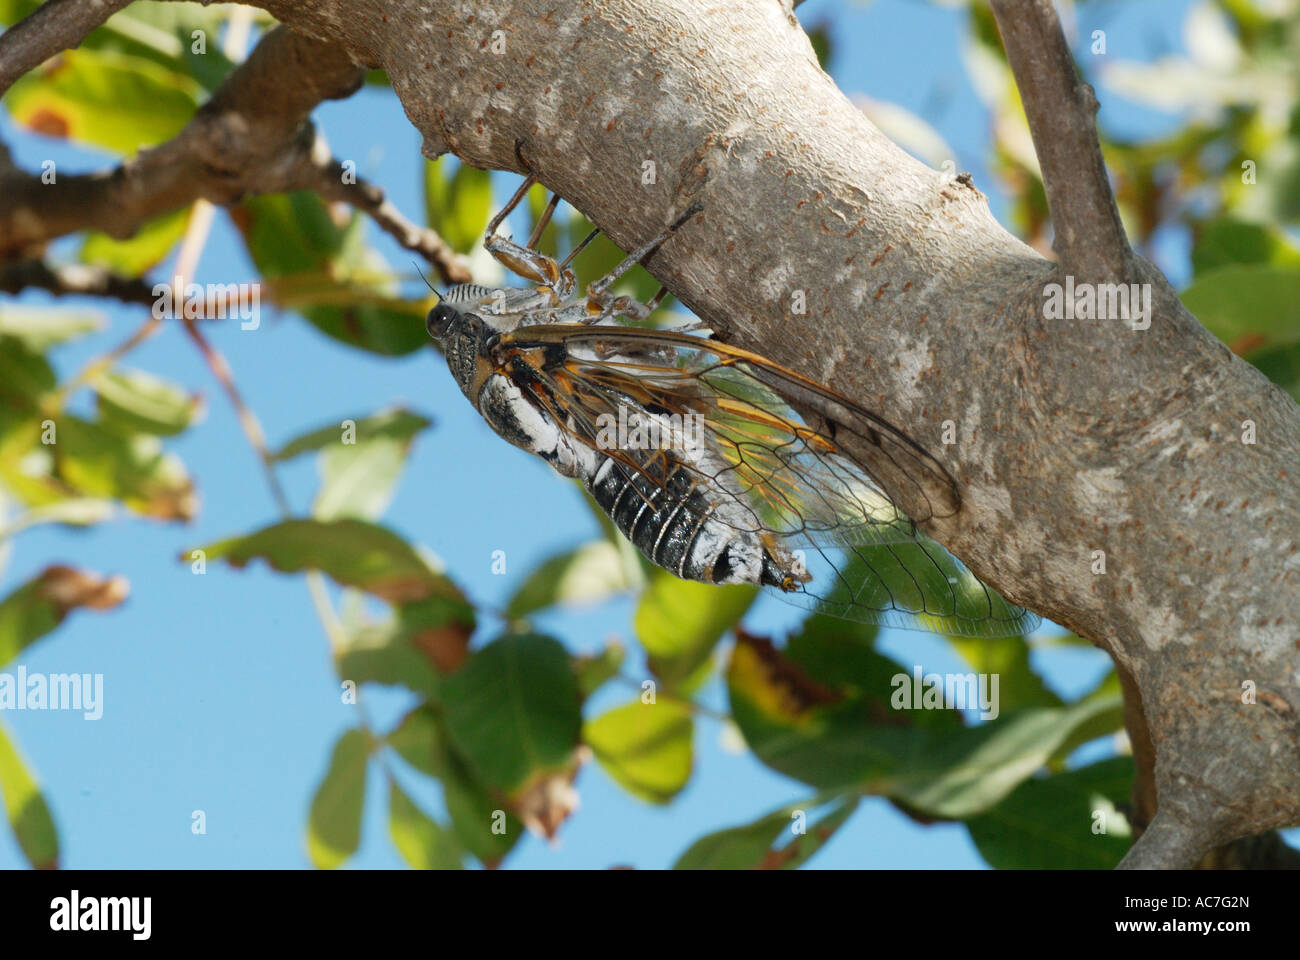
<box><xmin>0</xmin><ymin>23</ymin><xmax>471</xmax><ymax>283</ymax></box>
<box><xmin>989</xmin><ymin>0</ymin><xmax>1130</xmax><ymax>281</ymax></box>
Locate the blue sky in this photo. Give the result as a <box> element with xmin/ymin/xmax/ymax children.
<box><xmin>0</xmin><ymin>0</ymin><xmax>1219</xmax><ymax>869</ymax></box>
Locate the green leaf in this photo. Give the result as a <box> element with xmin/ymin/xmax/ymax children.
<box><xmin>238</xmin><ymin>193</ymin><xmax>431</xmax><ymax>357</ymax></box>
<box><xmin>584</xmin><ymin>700</ymin><xmax>693</xmax><ymax>804</ymax></box>
<box><xmin>386</xmin><ymin>707</ymin><xmax>443</xmax><ymax>778</ymax></box>
<box><xmin>0</xmin><ymin>308</ymin><xmax>102</xmax><ymax>351</ymax></box>
<box><xmin>0</xmin><ymin>336</ymin><xmax>56</xmax><ymax>408</ymax></box>
<box><xmin>674</xmin><ymin>803</ymin><xmax>793</xmax><ymax>869</ymax></box>
<box><xmin>388</xmin><ymin>777</ymin><xmax>463</xmax><ymax>869</ymax></box>
<box><xmin>296</xmin><ymin>410</ymin><xmax>431</xmax><ymax>522</ymax></box>
<box><xmin>93</xmin><ymin>367</ymin><xmax>202</xmax><ymax>436</ymax></box>
<box><xmin>424</xmin><ymin>158</ymin><xmax>492</xmax><ymax>253</ymax></box>
<box><xmin>0</xmin><ymin>565</ymin><xmax>129</xmax><ymax>667</ymax></box>
<box><xmin>337</xmin><ymin>595</ymin><xmax>472</xmax><ymax>695</ymax></box>
<box><xmin>885</xmin><ymin>697</ymin><xmax>1124</xmax><ymax>819</ymax></box>
<box><xmin>727</xmin><ymin>632</ymin><xmax>1122</xmax><ymax>818</ymax></box>
<box><xmin>634</xmin><ymin>571</ymin><xmax>755</xmax><ymax>689</ymax></box>
<box><xmin>387</xmin><ymin>706</ymin><xmax>523</xmax><ymax>865</ymax></box>
<box><xmin>441</xmin><ymin>633</ymin><xmax>582</xmax><ymax>791</ymax></box>
<box><xmin>506</xmin><ymin>540</ymin><xmax>639</xmax><ymax>619</ymax></box>
<box><xmin>4</xmin><ymin>48</ymin><xmax>201</xmax><ymax>155</ymax></box>
<box><xmin>306</xmin><ymin>728</ymin><xmax>370</xmax><ymax>870</ymax></box>
<box><xmin>673</xmin><ymin>795</ymin><xmax>857</xmax><ymax>870</ymax></box>
<box><xmin>947</xmin><ymin>635</ymin><xmax>1062</xmax><ymax>711</ymax></box>
<box><xmin>335</xmin><ymin>620</ymin><xmax>443</xmax><ymax>698</ymax></box>
<box><xmin>1190</xmin><ymin>216</ymin><xmax>1300</xmax><ymax>276</ymax></box>
<box><xmin>0</xmin><ymin>721</ymin><xmax>59</xmax><ymax>869</ymax></box>
<box><xmin>965</xmin><ymin>756</ymin><xmax>1134</xmax><ymax>868</ymax></box>
<box><xmin>80</xmin><ymin>208</ymin><xmax>190</xmax><ymax>276</ymax></box>
<box><xmin>575</xmin><ymin>641</ymin><xmax>626</xmax><ymax>698</ymax></box>
<box><xmin>1182</xmin><ymin>264</ymin><xmax>1300</xmax><ymax>354</ymax></box>
<box><xmin>56</xmin><ymin>416</ymin><xmax>196</xmax><ymax>520</ymax></box>
<box><xmin>188</xmin><ymin>518</ymin><xmax>472</xmax><ymax>606</ymax></box>
<box><xmin>273</xmin><ymin>409</ymin><xmax>432</xmax><ymax>462</ymax></box>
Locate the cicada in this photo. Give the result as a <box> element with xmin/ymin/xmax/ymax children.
<box><xmin>424</xmin><ymin>172</ymin><xmax>1038</xmax><ymax>639</ymax></box>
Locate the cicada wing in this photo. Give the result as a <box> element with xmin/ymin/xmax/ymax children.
<box><xmin>495</xmin><ymin>324</ymin><xmax>1037</xmax><ymax>638</ymax></box>
<box><xmin>503</xmin><ymin>325</ymin><xmax>953</xmax><ymax>544</ymax></box>
<box><xmin>779</xmin><ymin>541</ymin><xmax>1042</xmax><ymax>639</ymax></box>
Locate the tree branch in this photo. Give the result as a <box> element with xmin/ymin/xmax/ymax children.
<box><xmin>988</xmin><ymin>0</ymin><xmax>1131</xmax><ymax>281</ymax></box>
<box><xmin>0</xmin><ymin>23</ymin><xmax>471</xmax><ymax>283</ymax></box>
<box><xmin>0</xmin><ymin>0</ymin><xmax>130</xmax><ymax>96</ymax></box>
<box><xmin>0</xmin><ymin>258</ymin><xmax>155</xmax><ymax>305</ymax></box>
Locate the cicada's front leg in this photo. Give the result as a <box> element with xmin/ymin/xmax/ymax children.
<box><xmin>483</xmin><ymin>174</ymin><xmax>578</xmax><ymax>307</ymax></box>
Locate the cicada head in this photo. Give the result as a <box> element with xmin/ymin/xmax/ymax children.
<box><xmin>426</xmin><ymin>302</ymin><xmax>487</xmax><ymax>400</ymax></box>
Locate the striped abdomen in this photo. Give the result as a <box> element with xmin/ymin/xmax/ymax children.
<box><xmin>585</xmin><ymin>451</ymin><xmax>784</xmax><ymax>588</ymax></box>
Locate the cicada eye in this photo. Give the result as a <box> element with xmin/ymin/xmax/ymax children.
<box><xmin>426</xmin><ymin>303</ymin><xmax>459</xmax><ymax>340</ymax></box>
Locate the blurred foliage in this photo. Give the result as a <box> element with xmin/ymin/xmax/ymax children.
<box><xmin>960</xmin><ymin>0</ymin><xmax>1300</xmax><ymax>400</ymax></box>
<box><xmin>1</xmin><ymin>0</ymin><xmax>1293</xmax><ymax>870</ymax></box>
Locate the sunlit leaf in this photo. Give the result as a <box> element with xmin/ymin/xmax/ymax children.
<box><xmin>80</xmin><ymin>208</ymin><xmax>190</xmax><ymax>276</ymax></box>
<box><xmin>388</xmin><ymin>776</ymin><xmax>463</xmax><ymax>869</ymax></box>
<box><xmin>584</xmin><ymin>699</ymin><xmax>693</xmax><ymax>804</ymax></box>
<box><xmin>424</xmin><ymin>157</ymin><xmax>492</xmax><ymax>253</ymax></box>
<box><xmin>0</xmin><ymin>721</ymin><xmax>59</xmax><ymax>869</ymax></box>
<box><xmin>506</xmin><ymin>540</ymin><xmax>639</xmax><ymax>619</ymax></box>
<box><xmin>4</xmin><ymin>48</ymin><xmax>200</xmax><ymax>155</ymax></box>
<box><xmin>634</xmin><ymin>571</ymin><xmax>755</xmax><ymax>690</ymax></box>
<box><xmin>306</xmin><ymin>728</ymin><xmax>370</xmax><ymax>870</ymax></box>
<box><xmin>57</xmin><ymin>416</ymin><xmax>197</xmax><ymax>520</ymax></box>
<box><xmin>0</xmin><ymin>308</ymin><xmax>102</xmax><ymax>351</ymax></box>
<box><xmin>93</xmin><ymin>367</ymin><xmax>203</xmax><ymax>436</ymax></box>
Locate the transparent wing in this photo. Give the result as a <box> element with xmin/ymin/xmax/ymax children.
<box><xmin>496</xmin><ymin>324</ymin><xmax>1037</xmax><ymax>638</ymax></box>
<box><xmin>787</xmin><ymin>542</ymin><xmax>1040</xmax><ymax>639</ymax></box>
<box><xmin>504</xmin><ymin>325</ymin><xmax>958</xmax><ymax>541</ymax></box>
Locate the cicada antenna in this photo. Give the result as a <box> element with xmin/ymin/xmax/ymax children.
<box><xmin>411</xmin><ymin>259</ymin><xmax>445</xmax><ymax>302</ymax></box>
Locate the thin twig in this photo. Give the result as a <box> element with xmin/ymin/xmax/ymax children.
<box><xmin>311</xmin><ymin>158</ymin><xmax>472</xmax><ymax>285</ymax></box>
<box><xmin>989</xmin><ymin>0</ymin><xmax>1131</xmax><ymax>280</ymax></box>
<box><xmin>0</xmin><ymin>0</ymin><xmax>131</xmax><ymax>96</ymax></box>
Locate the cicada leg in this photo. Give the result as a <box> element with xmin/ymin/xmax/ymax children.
<box><xmin>581</xmin><ymin>203</ymin><xmax>702</xmax><ymax>324</ymax></box>
<box><xmin>483</xmin><ymin>173</ymin><xmax>576</xmax><ymax>305</ymax></box>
